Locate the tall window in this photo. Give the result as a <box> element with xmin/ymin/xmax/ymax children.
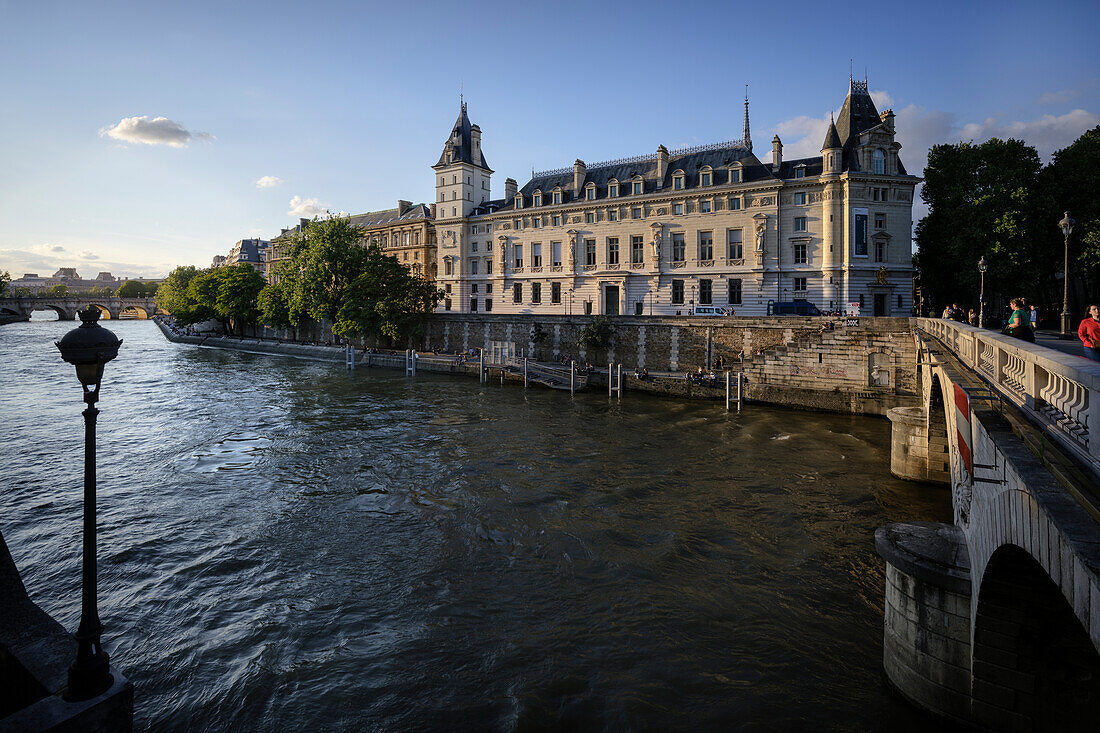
<box><xmin>673</xmin><ymin>174</ymin><xmax>684</xmax><ymax>190</ymax></box>
<box><xmin>586</xmin><ymin>186</ymin><xmax>596</xmax><ymax>200</ymax></box>
<box><xmin>672</xmin><ymin>232</ymin><xmax>685</xmax><ymax>262</ymax></box>
<box><xmin>631</xmin><ymin>235</ymin><xmax>644</xmax><ymax>264</ymax></box>
<box><xmin>728</xmin><ymin>279</ymin><xmax>742</xmax><ymax>305</ymax></box>
<box><xmin>794</xmin><ymin>216</ymin><xmax>807</xmax><ymax>232</ymax></box>
<box><xmin>532</xmin><ymin>282</ymin><xmax>541</xmax><ymax>303</ymax></box>
<box><xmin>553</xmin><ymin>191</ymin><xmax>562</xmax><ymax>204</ymax></box>
<box><xmin>673</xmin><ymin>203</ymin><xmax>684</xmax><ymax>215</ymax></box>
<box><xmin>700</xmin><ymin>171</ymin><xmax>712</xmax><ymax>186</ymax></box>
<box><xmin>793</xmin><ymin>243</ymin><xmax>807</xmax><ymax>264</ymax></box>
<box><xmin>513</xmin><ymin>283</ymin><xmax>522</xmax><ymax>303</ymax></box>
<box><xmin>551</xmin><ymin>241</ymin><xmax>562</xmax><ymax>267</ymax></box>
<box><xmin>729</xmin><ymin>168</ymin><xmax>741</xmax><ymax>184</ymax></box>
<box><xmin>875</xmin><ymin>213</ymin><xmax>886</xmax><ymax>229</ymax></box>
<box><xmin>531</xmin><ymin>242</ymin><xmax>542</xmax><ymax>267</ymax></box>
<box><xmin>609</xmin><ymin>183</ymin><xmax>619</xmax><ymax>197</ymax></box>
<box><xmin>444</xmin><ymin>260</ymin><xmax>453</xmax><ymax>276</ymax></box>
<box><xmin>632</xmin><ymin>180</ymin><xmax>643</xmax><ymax>195</ymax></box>
<box><xmin>585</xmin><ymin>239</ymin><xmax>596</xmax><ymax>266</ymax></box>
<box><xmin>672</xmin><ymin>279</ymin><xmax>685</xmax><ymax>304</ymax></box>
<box><xmin>585</xmin><ymin>212</ymin><xmax>595</xmax><ymax>224</ymax></box>
<box><xmin>727</xmin><ymin>229</ymin><xmax>743</xmax><ymax>259</ymax></box>
<box><xmin>700</xmin><ymin>200</ymin><xmax>712</xmax><ymax>213</ymax></box>
<box><xmin>699</xmin><ymin>231</ymin><xmax>713</xmax><ymax>261</ymax></box>
<box><xmin>533</xmin><ymin>192</ymin><xmax>542</xmax><ymax>206</ymax></box>
<box><xmin>793</xmin><ymin>277</ymin><xmax>807</xmax><ymax>292</ymax></box>
<box><xmin>552</xmin><ymin>215</ymin><xmax>561</xmax><ymax>226</ymax></box>
<box><xmin>514</xmin><ymin>244</ymin><xmax>523</xmax><ymax>269</ymax></box>
<box><xmin>855</xmin><ymin>213</ymin><xmax>868</xmax><ymax>256</ymax></box>
<box><xmin>632</xmin><ymin>207</ymin><xmax>642</xmax><ymax>219</ymax></box>
<box><xmin>875</xmin><ymin>240</ymin><xmax>886</xmax><ymax>262</ymax></box>
<box><xmin>486</xmin><ymin>260</ymin><xmax>493</xmax><ymax>274</ymax></box>
<box><xmin>794</xmin><ymin>192</ymin><xmax>806</xmax><ymax>205</ymax></box>
<box><xmin>470</xmin><ymin>260</ymin><xmax>479</xmax><ymax>275</ymax></box>
<box><xmin>471</xmin><ymin>241</ymin><xmax>478</xmax><ymax>252</ymax></box>
<box><xmin>609</xmin><ymin>208</ymin><xmax>619</xmax><ymax>222</ymax></box>
<box><xmin>728</xmin><ymin>196</ymin><xmax>741</xmax><ymax>210</ymax></box>
<box><xmin>873</xmin><ymin>149</ymin><xmax>886</xmax><ymax>175</ymax></box>
<box><xmin>607</xmin><ymin>237</ymin><xmax>619</xmax><ymax>265</ymax></box>
<box><xmin>470</xmin><ymin>298</ymin><xmax>478</xmax><ymax>312</ymax></box>
<box><xmin>551</xmin><ymin>282</ymin><xmax>561</xmax><ymax>303</ymax></box>
<box><xmin>699</xmin><ymin>279</ymin><xmax>712</xmax><ymax>305</ymax></box>
<box><xmin>485</xmin><ymin>298</ymin><xmax>492</xmax><ymax>311</ymax></box>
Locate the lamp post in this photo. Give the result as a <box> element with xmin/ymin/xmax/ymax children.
<box><xmin>567</xmin><ymin>288</ymin><xmax>574</xmax><ymax>317</ymax></box>
<box><xmin>978</xmin><ymin>256</ymin><xmax>987</xmax><ymax>328</ymax></box>
<box><xmin>690</xmin><ymin>285</ymin><xmax>696</xmax><ymax>315</ymax></box>
<box><xmin>1060</xmin><ymin>211</ymin><xmax>1075</xmax><ymax>339</ymax></box>
<box><xmin>55</xmin><ymin>306</ymin><xmax>122</xmax><ymax>701</ymax></box>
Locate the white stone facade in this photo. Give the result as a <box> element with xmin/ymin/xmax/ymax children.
<box><xmin>433</xmin><ymin>81</ymin><xmax>918</xmax><ymax>317</ymax></box>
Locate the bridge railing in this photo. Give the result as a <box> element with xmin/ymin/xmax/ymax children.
<box><xmin>916</xmin><ymin>318</ymin><xmax>1100</xmax><ymax>474</ymax></box>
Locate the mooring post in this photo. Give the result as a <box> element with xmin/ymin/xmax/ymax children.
<box><xmin>411</xmin><ymin>349</ymin><xmax>416</xmax><ymax>376</ymax></box>
<box><xmin>524</xmin><ymin>357</ymin><xmax>528</xmax><ymax>389</ymax></box>
<box><xmin>726</xmin><ymin>371</ymin><xmax>731</xmax><ymax>411</ymax></box>
<box><xmin>609</xmin><ymin>363</ymin><xmax>613</xmax><ymax>397</ymax></box>
<box><xmin>737</xmin><ymin>371</ymin><xmax>743</xmax><ymax>412</ymax></box>
<box><xmin>479</xmin><ymin>348</ymin><xmax>485</xmax><ymax>383</ymax></box>
<box><xmin>617</xmin><ymin>363</ymin><xmax>622</xmax><ymax>399</ymax></box>
<box><xmin>570</xmin><ymin>360</ymin><xmax>575</xmax><ymax>396</ymax></box>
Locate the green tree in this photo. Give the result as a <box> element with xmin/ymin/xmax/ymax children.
<box><xmin>915</xmin><ymin>138</ymin><xmax>1046</xmax><ymax>314</ymax></box>
<box><xmin>1046</xmin><ymin>125</ymin><xmax>1100</xmax><ymax>303</ymax></box>
<box><xmin>333</xmin><ymin>243</ymin><xmax>441</xmax><ymax>343</ymax></box>
<box><xmin>215</xmin><ymin>264</ymin><xmax>266</xmax><ymax>335</ymax></box>
<box><xmin>578</xmin><ymin>315</ymin><xmax>613</xmax><ymax>350</ymax></box>
<box><xmin>285</xmin><ymin>216</ymin><xmax>370</xmax><ymax>325</ymax></box>
<box><xmin>0</xmin><ymin>270</ymin><xmax>10</xmax><ymax>297</ymax></box>
<box><xmin>116</xmin><ymin>279</ymin><xmax>145</xmax><ymax>297</ymax></box>
<box><xmin>180</xmin><ymin>269</ymin><xmax>221</xmax><ymax>327</ymax></box>
<box><xmin>142</xmin><ymin>282</ymin><xmax>160</xmax><ymax>297</ymax></box>
<box><xmin>46</xmin><ymin>284</ymin><xmax>70</xmax><ymax>297</ymax></box>
<box><xmin>156</xmin><ymin>266</ymin><xmax>202</xmax><ymax>317</ymax></box>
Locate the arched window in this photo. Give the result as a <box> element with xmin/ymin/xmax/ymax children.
<box><xmin>699</xmin><ymin>166</ymin><xmax>713</xmax><ymax>187</ymax></box>
<box><xmin>585</xmin><ymin>182</ymin><xmax>597</xmax><ymax>200</ymax></box>
<box><xmin>672</xmin><ymin>170</ymin><xmax>685</xmax><ymax>190</ymax></box>
<box><xmin>873</xmin><ymin>149</ymin><xmax>886</xmax><ymax>175</ymax></box>
<box><xmin>552</xmin><ymin>188</ymin><xmax>562</xmax><ymax>205</ymax></box>
<box><xmin>532</xmin><ymin>190</ymin><xmax>542</xmax><ymax>206</ymax></box>
<box><xmin>515</xmin><ymin>193</ymin><xmax>524</xmax><ymax>209</ymax></box>
<box><xmin>608</xmin><ymin>179</ymin><xmax>619</xmax><ymax>197</ymax></box>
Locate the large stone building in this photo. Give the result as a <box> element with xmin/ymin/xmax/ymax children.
<box><xmin>432</xmin><ymin>81</ymin><xmax>918</xmax><ymax>316</ymax></box>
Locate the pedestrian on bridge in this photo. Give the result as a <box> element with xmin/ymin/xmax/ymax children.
<box><xmin>1077</xmin><ymin>304</ymin><xmax>1100</xmax><ymax>362</ymax></box>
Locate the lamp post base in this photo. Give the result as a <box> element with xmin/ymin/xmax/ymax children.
<box><xmin>66</xmin><ymin>651</ymin><xmax>113</xmax><ymax>702</ymax></box>
<box><xmin>1061</xmin><ymin>311</ymin><xmax>1074</xmax><ymax>340</ymax></box>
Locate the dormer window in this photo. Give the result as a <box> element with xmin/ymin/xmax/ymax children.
<box><xmin>608</xmin><ymin>180</ymin><xmax>619</xmax><ymax>197</ymax></box>
<box><xmin>585</xmin><ymin>183</ymin><xmax>596</xmax><ymax>200</ymax></box>
<box><xmin>672</xmin><ymin>171</ymin><xmax>685</xmax><ymax>190</ymax></box>
<box><xmin>729</xmin><ymin>166</ymin><xmax>742</xmax><ymax>184</ymax></box>
<box><xmin>515</xmin><ymin>194</ymin><xmax>524</xmax><ymax>209</ymax></box>
<box><xmin>632</xmin><ymin>177</ymin><xmax>644</xmax><ymax>195</ymax></box>
<box><xmin>873</xmin><ymin>149</ymin><xmax>886</xmax><ymax>175</ymax></box>
<box><xmin>533</xmin><ymin>191</ymin><xmax>542</xmax><ymax>207</ymax></box>
<box><xmin>552</xmin><ymin>188</ymin><xmax>562</xmax><ymax>205</ymax></box>
<box><xmin>699</xmin><ymin>167</ymin><xmax>712</xmax><ymax>187</ymax></box>
<box><xmin>794</xmin><ymin>166</ymin><xmax>806</xmax><ymax>178</ymax></box>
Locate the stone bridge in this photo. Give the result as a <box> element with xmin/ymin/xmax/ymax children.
<box><xmin>880</xmin><ymin>318</ymin><xmax>1100</xmax><ymax>730</ymax></box>
<box><xmin>0</xmin><ymin>296</ymin><xmax>162</xmax><ymax>321</ymax></box>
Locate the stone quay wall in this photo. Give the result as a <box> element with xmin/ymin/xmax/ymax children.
<box><xmin>158</xmin><ymin>315</ymin><xmax>919</xmax><ymax>416</ymax></box>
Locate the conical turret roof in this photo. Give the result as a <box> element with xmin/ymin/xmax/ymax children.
<box><xmin>434</xmin><ymin>102</ymin><xmax>491</xmax><ymax>171</ymax></box>
<box><xmin>821</xmin><ymin>117</ymin><xmax>841</xmax><ymax>151</ymax></box>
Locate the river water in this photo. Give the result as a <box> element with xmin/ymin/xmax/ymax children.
<box><xmin>1</xmin><ymin>316</ymin><xmax>951</xmax><ymax>731</ymax></box>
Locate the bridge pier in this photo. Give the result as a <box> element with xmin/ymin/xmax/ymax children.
<box><xmin>876</xmin><ymin>522</ymin><xmax>974</xmax><ymax>725</ymax></box>
<box><xmin>887</xmin><ymin>406</ymin><xmax>950</xmax><ymax>484</ymax></box>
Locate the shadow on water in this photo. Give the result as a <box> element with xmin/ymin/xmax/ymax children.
<box><xmin>0</xmin><ymin>320</ymin><xmax>952</xmax><ymax>731</ymax></box>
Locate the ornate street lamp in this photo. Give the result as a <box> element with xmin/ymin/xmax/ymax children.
<box><xmin>1060</xmin><ymin>211</ymin><xmax>1075</xmax><ymax>338</ymax></box>
<box><xmin>690</xmin><ymin>285</ymin><xmax>696</xmax><ymax>314</ymax></box>
<box><xmin>55</xmin><ymin>306</ymin><xmax>122</xmax><ymax>701</ymax></box>
<box><xmin>978</xmin><ymin>256</ymin><xmax>987</xmax><ymax>328</ymax></box>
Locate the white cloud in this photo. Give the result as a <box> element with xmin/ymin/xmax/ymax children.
<box><xmin>870</xmin><ymin>89</ymin><xmax>895</xmax><ymax>108</ymax></box>
<box><xmin>79</xmin><ymin>251</ymin><xmax>99</xmax><ymax>260</ymax></box>
<box><xmin>48</xmin><ymin>245</ymin><xmax>65</xmax><ymax>253</ymax></box>
<box><xmin>0</xmin><ymin>248</ymin><xmax>165</xmax><ymax>279</ymax></box>
<box><xmin>957</xmin><ymin>109</ymin><xmax>1100</xmax><ymax>160</ymax></box>
<box><xmin>775</xmin><ymin>114</ymin><xmax>833</xmax><ymax>160</ymax></box>
<box><xmin>255</xmin><ymin>175</ymin><xmax>283</xmax><ymax>188</ymax></box>
<box><xmin>1038</xmin><ymin>88</ymin><xmax>1082</xmax><ymax>105</ymax></box>
<box><xmin>288</xmin><ymin>195</ymin><xmax>328</xmax><ymax>218</ymax></box>
<box><xmin>100</xmin><ymin>116</ymin><xmax>213</xmax><ymax>148</ymax></box>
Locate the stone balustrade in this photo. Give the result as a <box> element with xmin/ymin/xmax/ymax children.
<box><xmin>916</xmin><ymin>318</ymin><xmax>1100</xmax><ymax>480</ymax></box>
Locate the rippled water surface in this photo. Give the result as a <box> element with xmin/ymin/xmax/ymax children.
<box><xmin>1</xmin><ymin>317</ymin><xmax>951</xmax><ymax>731</ymax></box>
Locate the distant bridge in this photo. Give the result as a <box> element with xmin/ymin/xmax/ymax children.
<box><xmin>879</xmin><ymin>318</ymin><xmax>1100</xmax><ymax>729</ymax></box>
<box><xmin>0</xmin><ymin>296</ymin><xmax>162</xmax><ymax>321</ymax></box>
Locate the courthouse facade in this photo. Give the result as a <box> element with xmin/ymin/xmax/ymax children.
<box><xmin>431</xmin><ymin>80</ymin><xmax>918</xmax><ymax>316</ymax></box>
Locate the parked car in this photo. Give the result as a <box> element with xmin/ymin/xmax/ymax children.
<box><xmin>767</xmin><ymin>300</ymin><xmax>822</xmax><ymax>316</ymax></box>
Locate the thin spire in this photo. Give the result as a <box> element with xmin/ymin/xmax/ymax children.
<box><xmin>743</xmin><ymin>84</ymin><xmax>752</xmax><ymax>152</ymax></box>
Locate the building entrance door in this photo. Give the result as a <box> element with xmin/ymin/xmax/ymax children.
<box><xmin>874</xmin><ymin>293</ymin><xmax>887</xmax><ymax>316</ymax></box>
<box><xmin>605</xmin><ymin>286</ymin><xmax>620</xmax><ymax>315</ymax></box>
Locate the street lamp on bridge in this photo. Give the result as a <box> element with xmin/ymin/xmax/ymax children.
<box><xmin>978</xmin><ymin>256</ymin><xmax>987</xmax><ymax>328</ymax></box>
<box><xmin>1060</xmin><ymin>211</ymin><xmax>1075</xmax><ymax>339</ymax></box>
<box><xmin>55</xmin><ymin>306</ymin><xmax>122</xmax><ymax>701</ymax></box>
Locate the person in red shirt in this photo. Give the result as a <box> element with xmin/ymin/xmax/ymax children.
<box><xmin>1077</xmin><ymin>304</ymin><xmax>1100</xmax><ymax>361</ymax></box>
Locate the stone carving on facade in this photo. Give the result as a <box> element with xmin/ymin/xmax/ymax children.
<box><xmin>497</xmin><ymin>236</ymin><xmax>507</xmax><ymax>268</ymax></box>
<box><xmin>754</xmin><ymin>219</ymin><xmax>766</xmax><ymax>253</ymax></box>
<box><xmin>649</xmin><ymin>222</ymin><xmax>663</xmax><ymax>264</ymax></box>
<box><xmin>566</xmin><ymin>229</ymin><xmax>578</xmax><ymax>265</ymax></box>
<box><xmin>876</xmin><ymin>266</ymin><xmax>889</xmax><ymax>285</ymax></box>
<box><xmin>441</xmin><ymin>230</ymin><xmax>457</xmax><ymax>249</ymax></box>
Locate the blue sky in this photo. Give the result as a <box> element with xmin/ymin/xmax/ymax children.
<box><xmin>2</xmin><ymin>0</ymin><xmax>1098</xmax><ymax>278</ymax></box>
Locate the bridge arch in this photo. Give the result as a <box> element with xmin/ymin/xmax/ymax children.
<box><xmin>119</xmin><ymin>305</ymin><xmax>150</xmax><ymax>319</ymax></box>
<box><xmin>26</xmin><ymin>303</ymin><xmax>73</xmax><ymax>320</ymax></box>
<box><xmin>972</xmin><ymin>543</ymin><xmax>1100</xmax><ymax>730</ymax></box>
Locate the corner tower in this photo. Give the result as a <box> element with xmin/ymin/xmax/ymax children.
<box><xmin>433</xmin><ymin>101</ymin><xmax>493</xmax><ymax>221</ymax></box>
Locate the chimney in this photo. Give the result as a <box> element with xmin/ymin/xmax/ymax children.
<box><xmin>771</xmin><ymin>135</ymin><xmax>783</xmax><ymax>172</ymax></box>
<box><xmin>430</xmin><ymin>203</ymin><xmax>437</xmax><ymax>219</ymax></box>
<box><xmin>397</xmin><ymin>199</ymin><xmax>411</xmax><ymax>215</ymax></box>
<box><xmin>573</xmin><ymin>159</ymin><xmax>586</xmax><ymax>195</ymax></box>
<box><xmin>471</xmin><ymin>124</ymin><xmax>481</xmax><ymax>155</ymax></box>
<box><xmin>880</xmin><ymin>109</ymin><xmax>895</xmax><ymax>131</ymax></box>
<box><xmin>300</xmin><ymin>217</ymin><xmax>310</xmax><ymax>229</ymax></box>
<box><xmin>656</xmin><ymin>145</ymin><xmax>669</xmax><ymax>187</ymax></box>
<box><xmin>504</xmin><ymin>177</ymin><xmax>517</xmax><ymax>200</ymax></box>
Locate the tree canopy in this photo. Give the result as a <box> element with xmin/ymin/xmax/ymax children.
<box><xmin>156</xmin><ymin>263</ymin><xmax>265</xmax><ymax>335</ymax></box>
<box><xmin>116</xmin><ymin>279</ymin><xmax>158</xmax><ymax>298</ymax></box>
<box><xmin>915</xmin><ymin>126</ymin><xmax>1100</xmax><ymax>319</ymax></box>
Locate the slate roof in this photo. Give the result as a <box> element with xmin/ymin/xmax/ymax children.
<box><xmin>434</xmin><ymin>103</ymin><xmax>491</xmax><ymax>171</ymax></box>
<box><xmin>821</xmin><ymin>119</ymin><xmax>842</xmax><ymax>150</ymax></box>
<box><xmin>348</xmin><ymin>203</ymin><xmax>431</xmax><ymax>229</ymax></box>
